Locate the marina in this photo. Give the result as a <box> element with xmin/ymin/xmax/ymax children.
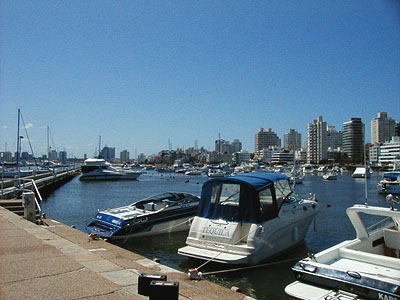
<box><xmin>35</xmin><ymin>170</ymin><xmax>392</xmax><ymax>299</ymax></box>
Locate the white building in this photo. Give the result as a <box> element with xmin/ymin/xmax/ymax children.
<box><xmin>374</xmin><ymin>136</ymin><xmax>400</xmax><ymax>166</ymax></box>
<box><xmin>371</xmin><ymin>112</ymin><xmax>397</xmax><ymax>144</ymax></box>
<box><xmin>271</xmin><ymin>151</ymin><xmax>294</xmax><ymax>165</ymax></box>
<box><xmin>307</xmin><ymin>116</ymin><xmax>327</xmax><ymax>163</ymax></box>
<box><xmin>233</xmin><ymin>150</ymin><xmax>251</xmax><ymax>164</ymax></box>
<box><xmin>254</xmin><ymin>146</ymin><xmax>280</xmax><ymax>163</ymax></box>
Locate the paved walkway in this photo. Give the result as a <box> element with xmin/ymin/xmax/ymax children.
<box><xmin>0</xmin><ymin>206</ymin><xmax>255</xmax><ymax>300</ymax></box>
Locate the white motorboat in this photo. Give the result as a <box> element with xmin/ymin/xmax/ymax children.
<box><xmin>285</xmin><ymin>194</ymin><xmax>400</xmax><ymax>300</ymax></box>
<box><xmin>185</xmin><ymin>168</ymin><xmax>202</xmax><ymax>176</ymax></box>
<box><xmin>317</xmin><ymin>166</ymin><xmax>328</xmax><ymax>173</ymax></box>
<box><xmin>322</xmin><ymin>172</ymin><xmax>338</xmax><ymax>180</ymax></box>
<box><xmin>302</xmin><ymin>164</ymin><xmax>315</xmax><ymax>174</ymax></box>
<box><xmin>377</xmin><ymin>159</ymin><xmax>400</xmax><ymax>194</ymax></box>
<box><xmin>80</xmin><ymin>158</ymin><xmax>142</xmax><ymax>181</ymax></box>
<box><xmin>377</xmin><ymin>173</ymin><xmax>400</xmax><ymax>194</ymax></box>
<box><xmin>352</xmin><ymin>167</ymin><xmax>372</xmax><ymax>178</ymax></box>
<box><xmin>178</xmin><ymin>172</ymin><xmax>320</xmax><ymax>265</ymax></box>
<box><xmin>207</xmin><ymin>169</ymin><xmax>226</xmax><ymax>177</ymax></box>
<box><xmin>86</xmin><ymin>192</ymin><xmax>200</xmax><ymax>240</ymax></box>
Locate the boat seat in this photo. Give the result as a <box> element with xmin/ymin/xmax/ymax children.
<box><xmin>384</xmin><ymin>228</ymin><xmax>400</xmax><ymax>258</ymax></box>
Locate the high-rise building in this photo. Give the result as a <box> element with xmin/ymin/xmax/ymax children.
<box><xmin>307</xmin><ymin>116</ymin><xmax>327</xmax><ymax>163</ymax></box>
<box><xmin>120</xmin><ymin>150</ymin><xmax>130</xmax><ymax>162</ymax></box>
<box><xmin>326</xmin><ymin>126</ymin><xmax>343</xmax><ymax>149</ymax></box>
<box><xmin>284</xmin><ymin>129</ymin><xmax>302</xmax><ymax>150</ymax></box>
<box><xmin>343</xmin><ymin>118</ymin><xmax>364</xmax><ymax>163</ymax></box>
<box><xmin>215</xmin><ymin>139</ymin><xmax>242</xmax><ymax>154</ymax></box>
<box><xmin>49</xmin><ymin>150</ymin><xmax>58</xmax><ymax>161</ymax></box>
<box><xmin>232</xmin><ymin>139</ymin><xmax>242</xmax><ymax>153</ymax></box>
<box><xmin>59</xmin><ymin>151</ymin><xmax>67</xmax><ymax>164</ymax></box>
<box><xmin>255</xmin><ymin>128</ymin><xmax>281</xmax><ymax>151</ymax></box>
<box><xmin>100</xmin><ymin>146</ymin><xmax>115</xmax><ymax>160</ymax></box>
<box><xmin>371</xmin><ymin>112</ymin><xmax>396</xmax><ymax>144</ymax></box>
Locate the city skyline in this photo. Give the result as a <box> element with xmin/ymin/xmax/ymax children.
<box><xmin>1</xmin><ymin>1</ymin><xmax>399</xmax><ymax>157</ymax></box>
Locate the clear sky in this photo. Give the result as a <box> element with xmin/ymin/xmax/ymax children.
<box><xmin>1</xmin><ymin>1</ymin><xmax>399</xmax><ymax>158</ymax></box>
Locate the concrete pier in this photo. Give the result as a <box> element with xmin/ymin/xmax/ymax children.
<box><xmin>0</xmin><ymin>206</ymin><xmax>255</xmax><ymax>300</ymax></box>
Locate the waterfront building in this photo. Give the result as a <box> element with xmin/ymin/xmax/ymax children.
<box><xmin>271</xmin><ymin>150</ymin><xmax>294</xmax><ymax>165</ymax></box>
<box><xmin>370</xmin><ymin>136</ymin><xmax>400</xmax><ymax>166</ymax></box>
<box><xmin>327</xmin><ymin>126</ymin><xmax>343</xmax><ymax>149</ymax></box>
<box><xmin>120</xmin><ymin>150</ymin><xmax>129</xmax><ymax>162</ymax></box>
<box><xmin>208</xmin><ymin>152</ymin><xmax>233</xmax><ymax>164</ymax></box>
<box><xmin>215</xmin><ymin>139</ymin><xmax>242</xmax><ymax>154</ymax></box>
<box><xmin>254</xmin><ymin>146</ymin><xmax>280</xmax><ymax>163</ymax></box>
<box><xmin>371</xmin><ymin>112</ymin><xmax>397</xmax><ymax>144</ymax></box>
<box><xmin>343</xmin><ymin>118</ymin><xmax>364</xmax><ymax>164</ymax></box>
<box><xmin>294</xmin><ymin>149</ymin><xmax>307</xmax><ymax>163</ymax></box>
<box><xmin>307</xmin><ymin>116</ymin><xmax>327</xmax><ymax>164</ymax></box>
<box><xmin>255</xmin><ymin>128</ymin><xmax>281</xmax><ymax>151</ymax></box>
<box><xmin>233</xmin><ymin>150</ymin><xmax>251</xmax><ymax>164</ymax></box>
<box><xmin>284</xmin><ymin>129</ymin><xmax>302</xmax><ymax>150</ymax></box>
<box><xmin>100</xmin><ymin>146</ymin><xmax>115</xmax><ymax>160</ymax></box>
<box><xmin>59</xmin><ymin>151</ymin><xmax>67</xmax><ymax>164</ymax></box>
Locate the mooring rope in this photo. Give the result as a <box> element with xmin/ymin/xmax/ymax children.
<box><xmin>200</xmin><ymin>256</ymin><xmax>306</xmax><ymax>276</ymax></box>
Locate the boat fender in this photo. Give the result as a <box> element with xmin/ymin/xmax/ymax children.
<box><xmin>303</xmin><ymin>206</ymin><xmax>307</xmax><ymax>211</ymax></box>
<box><xmin>312</xmin><ymin>204</ymin><xmax>316</xmax><ymax>209</ymax></box>
<box><xmin>188</xmin><ymin>268</ymin><xmax>202</xmax><ymax>280</ymax></box>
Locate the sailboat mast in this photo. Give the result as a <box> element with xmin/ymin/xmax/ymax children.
<box><xmin>16</xmin><ymin>109</ymin><xmax>21</xmax><ymax>181</ymax></box>
<box><xmin>47</xmin><ymin>125</ymin><xmax>50</xmax><ymax>159</ymax></box>
<box><xmin>98</xmin><ymin>135</ymin><xmax>101</xmax><ymax>158</ymax></box>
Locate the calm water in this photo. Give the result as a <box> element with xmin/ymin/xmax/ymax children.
<box><xmin>41</xmin><ymin>171</ymin><xmax>388</xmax><ymax>300</ymax></box>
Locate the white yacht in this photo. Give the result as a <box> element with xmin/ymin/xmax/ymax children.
<box><xmin>352</xmin><ymin>167</ymin><xmax>372</xmax><ymax>178</ymax></box>
<box><xmin>322</xmin><ymin>172</ymin><xmax>338</xmax><ymax>180</ymax></box>
<box><xmin>80</xmin><ymin>158</ymin><xmax>142</xmax><ymax>181</ymax></box>
<box><xmin>285</xmin><ymin>194</ymin><xmax>400</xmax><ymax>300</ymax></box>
<box><xmin>178</xmin><ymin>172</ymin><xmax>320</xmax><ymax>265</ymax></box>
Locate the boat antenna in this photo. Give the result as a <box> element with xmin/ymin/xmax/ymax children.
<box><xmin>362</xmin><ymin>115</ymin><xmax>368</xmax><ymax>206</ymax></box>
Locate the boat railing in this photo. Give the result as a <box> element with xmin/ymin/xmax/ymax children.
<box><xmin>19</xmin><ymin>178</ymin><xmax>43</xmax><ymax>224</ymax></box>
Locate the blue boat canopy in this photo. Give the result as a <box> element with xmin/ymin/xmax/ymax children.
<box><xmin>384</xmin><ymin>173</ymin><xmax>400</xmax><ymax>179</ymax></box>
<box><xmin>197</xmin><ymin>172</ymin><xmax>290</xmax><ymax>223</ymax></box>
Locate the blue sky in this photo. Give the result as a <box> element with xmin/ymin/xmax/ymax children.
<box><xmin>1</xmin><ymin>1</ymin><xmax>399</xmax><ymax>158</ymax></box>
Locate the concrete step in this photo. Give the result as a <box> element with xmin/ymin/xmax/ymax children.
<box><xmin>0</xmin><ymin>199</ymin><xmax>22</xmax><ymax>206</ymax></box>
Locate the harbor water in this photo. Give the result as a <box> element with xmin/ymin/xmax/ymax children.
<box><xmin>41</xmin><ymin>171</ymin><xmax>388</xmax><ymax>300</ymax></box>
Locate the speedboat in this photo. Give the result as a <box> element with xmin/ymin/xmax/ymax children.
<box><xmin>322</xmin><ymin>172</ymin><xmax>338</xmax><ymax>180</ymax></box>
<box><xmin>185</xmin><ymin>168</ymin><xmax>202</xmax><ymax>176</ymax></box>
<box><xmin>377</xmin><ymin>159</ymin><xmax>400</xmax><ymax>194</ymax></box>
<box><xmin>285</xmin><ymin>194</ymin><xmax>400</xmax><ymax>300</ymax></box>
<box><xmin>377</xmin><ymin>173</ymin><xmax>400</xmax><ymax>194</ymax></box>
<box><xmin>86</xmin><ymin>192</ymin><xmax>200</xmax><ymax>240</ymax></box>
<box><xmin>178</xmin><ymin>172</ymin><xmax>319</xmax><ymax>265</ymax></box>
<box><xmin>80</xmin><ymin>158</ymin><xmax>141</xmax><ymax>181</ymax></box>
<box><xmin>352</xmin><ymin>167</ymin><xmax>372</xmax><ymax>178</ymax></box>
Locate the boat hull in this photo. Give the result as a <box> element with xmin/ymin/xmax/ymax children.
<box><xmin>179</xmin><ymin>208</ymin><xmax>318</xmax><ymax>265</ymax></box>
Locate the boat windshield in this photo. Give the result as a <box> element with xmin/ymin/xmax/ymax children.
<box><xmin>274</xmin><ymin>179</ymin><xmax>292</xmax><ymax>199</ymax></box>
